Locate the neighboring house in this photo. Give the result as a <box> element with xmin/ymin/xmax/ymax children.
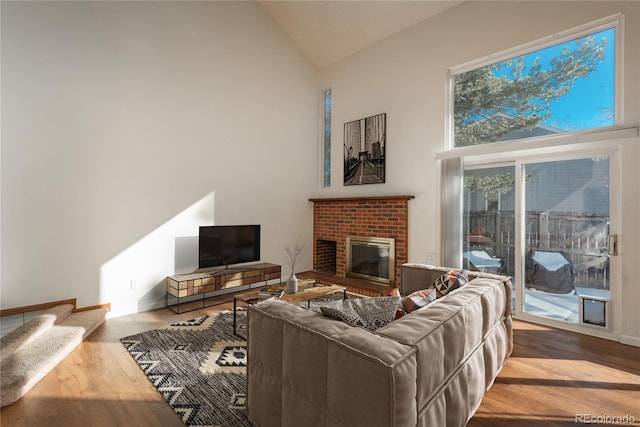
<box><xmin>466</xmin><ymin>157</ymin><xmax>609</xmax><ymax>215</ymax></box>
<box><xmin>495</xmin><ymin>112</ymin><xmax>565</xmax><ymax>142</ymax></box>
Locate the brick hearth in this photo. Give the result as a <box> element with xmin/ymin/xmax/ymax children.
<box><xmin>308</xmin><ymin>195</ymin><xmax>414</xmax><ymax>290</ymax></box>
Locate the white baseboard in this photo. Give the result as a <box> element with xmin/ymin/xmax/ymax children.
<box><xmin>138</xmin><ymin>300</ymin><xmax>167</xmax><ymax>313</ymax></box>
<box><xmin>620</xmin><ymin>334</ymin><xmax>640</xmax><ymax>347</ymax></box>
<box><xmin>106</xmin><ymin>300</ymin><xmax>167</xmax><ymax>319</ymax></box>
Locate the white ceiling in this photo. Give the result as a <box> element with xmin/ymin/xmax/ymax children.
<box><xmin>259</xmin><ymin>1</ymin><xmax>465</xmax><ymax>68</ymax></box>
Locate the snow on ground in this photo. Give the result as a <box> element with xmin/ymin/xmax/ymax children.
<box><xmin>515</xmin><ymin>284</ymin><xmax>609</xmax><ymax>323</ymax></box>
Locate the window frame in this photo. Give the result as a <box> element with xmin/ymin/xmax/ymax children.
<box><xmin>445</xmin><ymin>13</ymin><xmax>624</xmax><ymax>151</ymax></box>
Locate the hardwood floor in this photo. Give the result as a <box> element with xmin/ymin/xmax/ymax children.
<box><xmin>469</xmin><ymin>321</ymin><xmax>640</xmax><ymax>426</ymax></box>
<box><xmin>2</xmin><ymin>296</ymin><xmax>639</xmax><ymax>426</ymax></box>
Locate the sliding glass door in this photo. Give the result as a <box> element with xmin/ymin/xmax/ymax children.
<box><xmin>522</xmin><ymin>156</ymin><xmax>611</xmax><ymax>323</ymax></box>
<box><xmin>464</xmin><ymin>154</ymin><xmax>615</xmax><ymax>329</ymax></box>
<box><xmin>463</xmin><ymin>166</ymin><xmax>516</xmax><ymax>278</ymax></box>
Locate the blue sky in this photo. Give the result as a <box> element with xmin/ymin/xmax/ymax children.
<box><xmin>494</xmin><ymin>27</ymin><xmax>615</xmax><ymax>131</ymax></box>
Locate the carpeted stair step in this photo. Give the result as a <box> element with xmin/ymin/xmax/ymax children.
<box><xmin>57</xmin><ymin>308</ymin><xmax>108</xmax><ymax>339</ymax></box>
<box><xmin>0</xmin><ymin>304</ymin><xmax>74</xmax><ymax>363</ymax></box>
<box><xmin>0</xmin><ymin>306</ymin><xmax>107</xmax><ymax>407</ymax></box>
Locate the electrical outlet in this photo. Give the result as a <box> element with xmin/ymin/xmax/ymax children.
<box><xmin>130</xmin><ymin>280</ymin><xmax>137</xmax><ymax>290</ymax></box>
<box><xmin>428</xmin><ymin>252</ymin><xmax>437</xmax><ymax>263</ymax></box>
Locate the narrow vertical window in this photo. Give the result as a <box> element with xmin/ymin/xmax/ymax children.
<box><xmin>323</xmin><ymin>89</ymin><xmax>332</xmax><ymax>187</ymax></box>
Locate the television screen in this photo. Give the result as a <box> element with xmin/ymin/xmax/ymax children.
<box><xmin>199</xmin><ymin>225</ymin><xmax>260</xmax><ymax>269</ymax></box>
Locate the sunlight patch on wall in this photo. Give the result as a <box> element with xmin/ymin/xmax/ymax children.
<box><xmin>99</xmin><ymin>192</ymin><xmax>215</xmax><ymax>318</ymax></box>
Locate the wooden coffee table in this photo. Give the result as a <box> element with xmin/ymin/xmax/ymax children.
<box><xmin>232</xmin><ymin>282</ymin><xmax>346</xmax><ymax>336</ymax></box>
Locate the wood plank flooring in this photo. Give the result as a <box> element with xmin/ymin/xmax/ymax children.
<box><xmin>469</xmin><ymin>321</ymin><xmax>640</xmax><ymax>426</ymax></box>
<box><xmin>2</xmin><ymin>295</ymin><xmax>639</xmax><ymax>426</ymax></box>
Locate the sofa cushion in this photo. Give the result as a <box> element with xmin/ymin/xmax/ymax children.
<box><xmin>434</xmin><ymin>269</ymin><xmax>469</xmax><ymax>297</ymax></box>
<box><xmin>402</xmin><ymin>288</ymin><xmax>437</xmax><ymax>313</ymax></box>
<box><xmin>320</xmin><ymin>296</ymin><xmax>400</xmax><ymax>331</ymax></box>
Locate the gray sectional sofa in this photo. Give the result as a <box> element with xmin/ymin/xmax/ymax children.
<box><xmin>246</xmin><ymin>264</ymin><xmax>513</xmax><ymax>427</ymax></box>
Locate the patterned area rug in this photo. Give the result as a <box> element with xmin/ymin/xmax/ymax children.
<box><xmin>120</xmin><ymin>310</ymin><xmax>251</xmax><ymax>426</ymax></box>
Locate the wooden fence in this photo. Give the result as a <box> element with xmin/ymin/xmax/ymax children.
<box><xmin>465</xmin><ymin>211</ymin><xmax>610</xmax><ymax>289</ymax></box>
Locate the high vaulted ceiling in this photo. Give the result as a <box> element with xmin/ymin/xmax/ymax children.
<box><xmin>259</xmin><ymin>1</ymin><xmax>464</xmax><ymax>68</ymax></box>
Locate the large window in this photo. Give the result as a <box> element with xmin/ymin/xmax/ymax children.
<box><xmin>452</xmin><ymin>25</ymin><xmax>616</xmax><ymax>147</ymax></box>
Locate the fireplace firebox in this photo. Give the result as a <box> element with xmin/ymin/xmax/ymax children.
<box><xmin>346</xmin><ymin>236</ymin><xmax>395</xmax><ymax>286</ymax></box>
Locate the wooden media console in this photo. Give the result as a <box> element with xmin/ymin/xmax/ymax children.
<box><xmin>166</xmin><ymin>262</ymin><xmax>281</xmax><ymax>313</ymax></box>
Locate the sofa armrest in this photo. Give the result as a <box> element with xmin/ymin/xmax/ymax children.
<box><xmin>400</xmin><ymin>264</ymin><xmax>452</xmax><ymax>295</ymax></box>
<box><xmin>247</xmin><ymin>298</ymin><xmax>418</xmax><ymax>427</ymax></box>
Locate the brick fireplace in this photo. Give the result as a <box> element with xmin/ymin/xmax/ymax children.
<box><xmin>308</xmin><ymin>195</ymin><xmax>414</xmax><ymax>289</ymax></box>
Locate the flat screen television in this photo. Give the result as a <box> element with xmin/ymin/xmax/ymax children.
<box><xmin>198</xmin><ymin>225</ymin><xmax>261</xmax><ymax>269</ymax></box>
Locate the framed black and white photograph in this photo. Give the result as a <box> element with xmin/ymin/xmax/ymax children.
<box><xmin>343</xmin><ymin>113</ymin><xmax>386</xmax><ymax>186</ymax></box>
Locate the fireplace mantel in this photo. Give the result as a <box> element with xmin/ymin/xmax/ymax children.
<box><xmin>309</xmin><ymin>195</ymin><xmax>413</xmax><ymax>289</ymax></box>
<box><xmin>309</xmin><ymin>195</ymin><xmax>415</xmax><ymax>203</ymax></box>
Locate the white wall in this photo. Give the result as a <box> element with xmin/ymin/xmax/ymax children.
<box><xmin>1</xmin><ymin>1</ymin><xmax>318</xmax><ymax>317</ymax></box>
<box><xmin>316</xmin><ymin>1</ymin><xmax>640</xmax><ymax>343</ymax></box>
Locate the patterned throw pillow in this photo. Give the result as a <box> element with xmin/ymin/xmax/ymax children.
<box><xmin>320</xmin><ymin>296</ymin><xmax>401</xmax><ymax>331</ymax></box>
<box><xmin>402</xmin><ymin>287</ymin><xmax>437</xmax><ymax>313</ymax></box>
<box><xmin>387</xmin><ymin>287</ymin><xmax>405</xmax><ymax>319</ymax></box>
<box><xmin>434</xmin><ymin>269</ymin><xmax>469</xmax><ymax>298</ymax></box>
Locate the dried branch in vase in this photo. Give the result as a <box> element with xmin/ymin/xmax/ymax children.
<box><xmin>284</xmin><ymin>242</ymin><xmax>304</xmax><ymax>276</ymax></box>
